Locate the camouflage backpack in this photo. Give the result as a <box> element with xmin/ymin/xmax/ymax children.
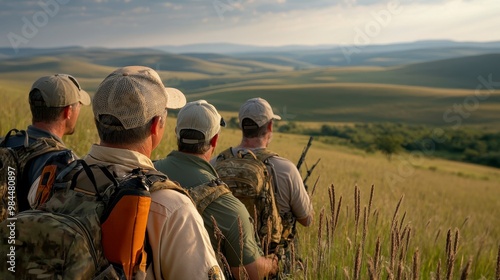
<box><xmin>186</xmin><ymin>178</ymin><xmax>233</xmax><ymax>278</ymax></box>
<box><xmin>214</xmin><ymin>148</ymin><xmax>283</xmax><ymax>253</ymax></box>
<box><xmin>0</xmin><ymin>159</ymin><xmax>189</xmax><ymax>280</ymax></box>
<box><xmin>0</xmin><ymin>129</ymin><xmax>68</xmax><ymax>222</ymax></box>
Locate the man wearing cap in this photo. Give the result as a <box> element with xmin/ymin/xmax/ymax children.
<box><xmin>84</xmin><ymin>67</ymin><xmax>223</xmax><ymax>279</ymax></box>
<box><xmin>3</xmin><ymin>74</ymin><xmax>90</xmax><ymax>212</ymax></box>
<box><xmin>214</xmin><ymin>97</ymin><xmax>314</xmax><ymax>273</ymax></box>
<box><xmin>154</xmin><ymin>100</ymin><xmax>278</xmax><ymax>280</ymax></box>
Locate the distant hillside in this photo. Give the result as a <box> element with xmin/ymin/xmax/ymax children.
<box><xmin>324</xmin><ymin>54</ymin><xmax>500</xmax><ymax>89</ymax></box>
<box><xmin>2</xmin><ymin>40</ymin><xmax>500</xmax><ymax>69</ymax></box>
<box><xmin>1</xmin><ymin>44</ymin><xmax>499</xmax><ymax>127</ymax></box>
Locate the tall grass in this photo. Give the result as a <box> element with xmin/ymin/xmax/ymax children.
<box><xmin>1</xmin><ymin>87</ymin><xmax>499</xmax><ymax>279</ymax></box>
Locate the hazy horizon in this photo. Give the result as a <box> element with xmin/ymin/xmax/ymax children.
<box><xmin>1</xmin><ymin>0</ymin><xmax>499</xmax><ymax>52</ymax></box>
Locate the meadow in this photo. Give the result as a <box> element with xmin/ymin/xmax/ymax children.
<box><xmin>1</xmin><ymin>47</ymin><xmax>499</xmax><ymax>279</ymax></box>
<box><xmin>2</xmin><ymin>99</ymin><xmax>499</xmax><ymax>279</ymax></box>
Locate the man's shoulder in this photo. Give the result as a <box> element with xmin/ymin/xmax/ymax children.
<box><xmin>207</xmin><ymin>192</ymin><xmax>250</xmax><ymax>217</ymax></box>
<box><xmin>267</xmin><ymin>154</ymin><xmax>295</xmax><ymax>168</ymax></box>
<box><xmin>150</xmin><ymin>187</ymin><xmax>195</xmax><ymax>214</ymax></box>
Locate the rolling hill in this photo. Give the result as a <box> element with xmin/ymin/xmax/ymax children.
<box><xmin>0</xmin><ymin>43</ymin><xmax>499</xmax><ymax>127</ymax></box>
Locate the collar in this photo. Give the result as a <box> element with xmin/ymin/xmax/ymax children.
<box><xmin>84</xmin><ymin>144</ymin><xmax>155</xmax><ymax>172</ymax></box>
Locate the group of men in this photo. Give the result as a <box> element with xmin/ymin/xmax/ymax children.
<box><xmin>2</xmin><ymin>66</ymin><xmax>314</xmax><ymax>279</ymax></box>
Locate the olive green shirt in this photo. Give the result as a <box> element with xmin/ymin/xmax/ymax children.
<box><xmin>155</xmin><ymin>151</ymin><xmax>262</xmax><ymax>267</ymax></box>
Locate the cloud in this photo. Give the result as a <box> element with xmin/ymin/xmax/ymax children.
<box><xmin>0</xmin><ymin>0</ymin><xmax>498</xmax><ymax>49</ymax></box>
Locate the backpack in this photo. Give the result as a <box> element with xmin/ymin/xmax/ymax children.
<box><xmin>0</xmin><ymin>129</ymin><xmax>68</xmax><ymax>222</ymax></box>
<box><xmin>0</xmin><ymin>159</ymin><xmax>189</xmax><ymax>280</ymax></box>
<box><xmin>186</xmin><ymin>178</ymin><xmax>233</xmax><ymax>279</ymax></box>
<box><xmin>214</xmin><ymin>148</ymin><xmax>283</xmax><ymax>254</ymax></box>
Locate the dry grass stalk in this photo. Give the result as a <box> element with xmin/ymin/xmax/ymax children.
<box><xmin>391</xmin><ymin>195</ymin><xmax>404</xmax><ymax>230</ymax></box>
<box><xmin>445</xmin><ymin>229</ymin><xmax>452</xmax><ymax>261</ymax></box>
<box><xmin>496</xmin><ymin>245</ymin><xmax>500</xmax><ymax>280</ymax></box>
<box><xmin>334</xmin><ymin>195</ymin><xmax>342</xmax><ymax>232</ymax></box>
<box><xmin>399</xmin><ymin>212</ymin><xmax>407</xmax><ymax>233</ymax></box>
<box><xmin>362</xmin><ymin>206</ymin><xmax>368</xmax><ymax>251</ymax></box>
<box><xmin>368</xmin><ymin>185</ymin><xmax>374</xmax><ymax>221</ymax></box>
<box><xmin>344</xmin><ymin>267</ymin><xmax>351</xmax><ymax>280</ymax></box>
<box><xmin>412</xmin><ymin>248</ymin><xmax>420</xmax><ymax>280</ymax></box>
<box><xmin>405</xmin><ymin>227</ymin><xmax>412</xmax><ymax>258</ymax></box>
<box><xmin>329</xmin><ymin>184</ymin><xmax>335</xmax><ymax>234</ymax></box>
<box><xmin>310</xmin><ymin>175</ymin><xmax>320</xmax><ymax>197</ymax></box>
<box><xmin>354</xmin><ymin>244</ymin><xmax>362</xmax><ymax>280</ymax></box>
<box><xmin>317</xmin><ymin>207</ymin><xmax>325</xmax><ymax>276</ymax></box>
<box><xmin>386</xmin><ymin>266</ymin><xmax>394</xmax><ymax>280</ymax></box>
<box><xmin>396</xmin><ymin>259</ymin><xmax>403</xmax><ymax>280</ymax></box>
<box><xmin>436</xmin><ymin>259</ymin><xmax>441</xmax><ymax>280</ymax></box>
<box><xmin>368</xmin><ymin>258</ymin><xmax>377</xmax><ymax>280</ymax></box>
<box><xmin>434</xmin><ymin>228</ymin><xmax>441</xmax><ymax>245</ymax></box>
<box><xmin>211</xmin><ymin>215</ymin><xmax>232</xmax><ymax>279</ymax></box>
<box><xmin>460</xmin><ymin>257</ymin><xmax>471</xmax><ymax>280</ymax></box>
<box><xmin>354</xmin><ymin>186</ymin><xmax>361</xmax><ymax>244</ymax></box>
<box><xmin>446</xmin><ymin>228</ymin><xmax>458</xmax><ymax>280</ymax></box>
<box><xmin>460</xmin><ymin>216</ymin><xmax>469</xmax><ymax>229</ymax></box>
<box><xmin>374</xmin><ymin>236</ymin><xmax>381</xmax><ymax>278</ymax></box>
<box><xmin>326</xmin><ymin>216</ymin><xmax>331</xmax><ymax>250</ymax></box>
<box><xmin>390</xmin><ymin>228</ymin><xmax>397</xmax><ymax>274</ymax></box>
<box><xmin>453</xmin><ymin>229</ymin><xmax>460</xmax><ymax>257</ymax></box>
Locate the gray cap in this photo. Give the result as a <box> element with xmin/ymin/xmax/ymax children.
<box><xmin>176</xmin><ymin>100</ymin><xmax>225</xmax><ymax>144</ymax></box>
<box><xmin>239</xmin><ymin>97</ymin><xmax>281</xmax><ymax>128</ymax></box>
<box><xmin>93</xmin><ymin>66</ymin><xmax>186</xmax><ymax>129</ymax></box>
<box><xmin>30</xmin><ymin>74</ymin><xmax>91</xmax><ymax>107</ymax></box>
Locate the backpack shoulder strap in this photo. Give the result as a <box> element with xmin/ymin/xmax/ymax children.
<box><xmin>0</xmin><ymin>128</ymin><xmax>21</xmax><ymax>147</ymax></box>
<box><xmin>188</xmin><ymin>179</ymin><xmax>231</xmax><ymax>215</ymax></box>
<box><xmin>216</xmin><ymin>147</ymin><xmax>235</xmax><ymax>162</ymax></box>
<box><xmin>147</xmin><ymin>172</ymin><xmax>194</xmax><ymax>205</ymax></box>
<box><xmin>254</xmin><ymin>149</ymin><xmax>278</xmax><ymax>163</ymax></box>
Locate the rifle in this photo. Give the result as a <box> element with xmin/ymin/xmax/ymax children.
<box><xmin>297</xmin><ymin>136</ymin><xmax>313</xmax><ymax>171</ymax></box>
<box><xmin>296</xmin><ymin>136</ymin><xmax>321</xmax><ymax>189</ymax></box>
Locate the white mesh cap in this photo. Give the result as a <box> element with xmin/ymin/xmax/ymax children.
<box><xmin>176</xmin><ymin>100</ymin><xmax>225</xmax><ymax>144</ymax></box>
<box><xmin>239</xmin><ymin>97</ymin><xmax>281</xmax><ymax>128</ymax></box>
<box><xmin>93</xmin><ymin>66</ymin><xmax>186</xmax><ymax>129</ymax></box>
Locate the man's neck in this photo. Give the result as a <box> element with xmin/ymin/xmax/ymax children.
<box><xmin>181</xmin><ymin>150</ymin><xmax>212</xmax><ymax>162</ymax></box>
<box><xmin>238</xmin><ymin>136</ymin><xmax>267</xmax><ymax>149</ymax></box>
<box><xmin>32</xmin><ymin>122</ymin><xmax>65</xmax><ymax>139</ymax></box>
<box><xmin>99</xmin><ymin>140</ymin><xmax>152</xmax><ymax>158</ymax></box>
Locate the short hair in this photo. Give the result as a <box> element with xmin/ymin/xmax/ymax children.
<box><xmin>95</xmin><ymin>114</ymin><xmax>162</xmax><ymax>145</ymax></box>
<box><xmin>177</xmin><ymin>129</ymin><xmax>211</xmax><ymax>154</ymax></box>
<box><xmin>241</xmin><ymin>118</ymin><xmax>269</xmax><ymax>139</ymax></box>
<box><xmin>29</xmin><ymin>89</ymin><xmax>65</xmax><ymax>123</ymax></box>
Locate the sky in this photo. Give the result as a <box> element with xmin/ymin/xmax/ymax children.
<box><xmin>1</xmin><ymin>0</ymin><xmax>499</xmax><ymax>50</ymax></box>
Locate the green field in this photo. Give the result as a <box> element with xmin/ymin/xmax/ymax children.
<box><xmin>1</xmin><ymin>48</ymin><xmax>499</xmax><ymax>279</ymax></box>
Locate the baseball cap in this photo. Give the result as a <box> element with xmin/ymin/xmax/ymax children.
<box><xmin>176</xmin><ymin>100</ymin><xmax>225</xmax><ymax>144</ymax></box>
<box><xmin>30</xmin><ymin>74</ymin><xmax>91</xmax><ymax>107</ymax></box>
<box><xmin>93</xmin><ymin>66</ymin><xmax>186</xmax><ymax>130</ymax></box>
<box><xmin>239</xmin><ymin>97</ymin><xmax>281</xmax><ymax>129</ymax></box>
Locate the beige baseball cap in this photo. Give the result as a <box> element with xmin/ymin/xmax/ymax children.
<box><xmin>176</xmin><ymin>100</ymin><xmax>225</xmax><ymax>144</ymax></box>
<box><xmin>93</xmin><ymin>66</ymin><xmax>186</xmax><ymax>130</ymax></box>
<box><xmin>30</xmin><ymin>74</ymin><xmax>91</xmax><ymax>107</ymax></box>
<box><xmin>239</xmin><ymin>97</ymin><xmax>281</xmax><ymax>128</ymax></box>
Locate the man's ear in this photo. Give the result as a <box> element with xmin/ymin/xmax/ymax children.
<box><xmin>210</xmin><ymin>133</ymin><xmax>219</xmax><ymax>148</ymax></box>
<box><xmin>150</xmin><ymin>116</ymin><xmax>163</xmax><ymax>136</ymax></box>
<box><xmin>63</xmin><ymin>106</ymin><xmax>72</xmax><ymax>120</ymax></box>
<box><xmin>267</xmin><ymin>120</ymin><xmax>273</xmax><ymax>132</ymax></box>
